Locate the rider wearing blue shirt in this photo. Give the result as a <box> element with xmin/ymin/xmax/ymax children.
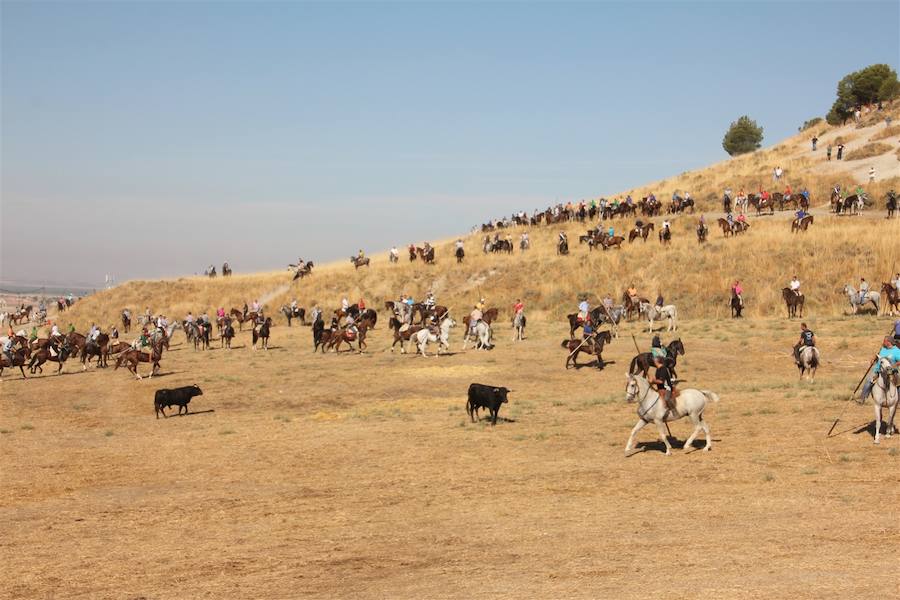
<box><xmin>861</xmin><ymin>336</ymin><xmax>900</xmax><ymax>400</ymax></box>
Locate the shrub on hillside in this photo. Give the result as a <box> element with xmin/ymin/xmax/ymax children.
<box><xmin>843</xmin><ymin>142</ymin><xmax>893</xmax><ymax>161</ymax></box>
<box><xmin>798</xmin><ymin>117</ymin><xmax>822</xmax><ymax>132</ymax></box>
<box><xmin>722</xmin><ymin>115</ymin><xmax>764</xmax><ymax>156</ymax></box>
<box><xmin>869</xmin><ymin>124</ymin><xmax>900</xmax><ymax>141</ymax></box>
<box><xmin>826</xmin><ymin>64</ymin><xmax>900</xmax><ymax>125</ymax></box>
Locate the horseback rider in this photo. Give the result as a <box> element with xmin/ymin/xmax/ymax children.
<box><xmin>110</xmin><ymin>325</ymin><xmax>119</xmax><ymax>342</ymax></box>
<box><xmin>652</xmin><ymin>356</ymin><xmax>676</xmax><ymax>413</ymax></box>
<box><xmin>627</xmin><ymin>284</ymin><xmax>638</xmax><ymax>306</ymax></box>
<box><xmin>732</xmin><ymin>280</ymin><xmax>744</xmax><ymax>306</ymax></box>
<box><xmin>513</xmin><ymin>298</ymin><xmax>524</xmax><ymax>317</ymax></box>
<box><xmin>242</xmin><ymin>302</ymin><xmax>249</xmax><ymax>319</ymax></box>
<box><xmin>390</xmin><ymin>246</ymin><xmax>399</xmax><ymax>262</ymax></box>
<box><xmin>860</xmin><ymin>336</ymin><xmax>900</xmax><ymax>401</ymax></box>
<box><xmin>344</xmin><ymin>313</ymin><xmax>358</xmax><ymax>338</ymax></box>
<box><xmin>650</xmin><ymin>334</ymin><xmax>668</xmax><ymax>360</ymax></box>
<box><xmin>859</xmin><ymin>278</ymin><xmax>870</xmax><ymax>304</ymax></box>
<box><xmin>185</xmin><ymin>312</ymin><xmax>195</xmax><ymax>325</ymax></box>
<box><xmin>357</xmin><ymin>249</ymin><xmax>365</xmax><ymax>262</ymax></box>
<box><xmin>424</xmin><ymin>291</ymin><xmax>436</xmax><ymax>310</ymax></box>
<box><xmin>794</xmin><ymin>207</ymin><xmax>807</xmax><ymax>223</ymax></box>
<box><xmin>290</xmin><ymin>299</ymin><xmax>298</xmax><ymax>314</ymax></box>
<box><xmin>582</xmin><ymin>317</ymin><xmax>594</xmax><ymax>341</ymax></box>
<box><xmin>784</xmin><ymin>184</ymin><xmax>792</xmax><ymax>203</ymax></box>
<box><xmin>469</xmin><ymin>305</ymin><xmax>483</xmax><ymax>336</ymax></box>
<box><xmin>790</xmin><ymin>275</ymin><xmax>802</xmax><ymax>297</ymax></box>
<box><xmin>602</xmin><ymin>294</ymin><xmax>614</xmax><ymax>312</ymax></box>
<box><xmin>661</xmin><ymin>219</ymin><xmax>671</xmax><ymax>236</ymax></box>
<box><xmin>578</xmin><ymin>297</ymin><xmax>589</xmax><ymax>322</ymax></box>
<box><xmin>216</xmin><ymin>307</ymin><xmax>226</xmax><ymax>320</ymax></box>
<box><xmin>655</xmin><ymin>293</ymin><xmax>664</xmax><ymax>308</ymax></box>
<box><xmin>520</xmin><ymin>231</ymin><xmax>530</xmax><ymax>249</ymax></box>
<box><xmin>793</xmin><ymin>322</ymin><xmax>816</xmax><ymax>366</ymax></box>
<box><xmin>251</xmin><ymin>299</ymin><xmax>261</xmax><ymax>314</ymax></box>
<box><xmin>132</xmin><ymin>328</ymin><xmax>150</xmax><ymax>351</ymax></box>
<box><xmin>2</xmin><ymin>334</ymin><xmax>19</xmax><ymax>366</ymax></box>
<box><xmin>455</xmin><ymin>239</ymin><xmax>464</xmax><ymax>252</ymax></box>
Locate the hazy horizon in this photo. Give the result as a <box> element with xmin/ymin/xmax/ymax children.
<box><xmin>3</xmin><ymin>1</ymin><xmax>898</xmax><ymax>287</ymax></box>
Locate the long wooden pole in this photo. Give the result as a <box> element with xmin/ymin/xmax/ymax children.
<box><xmin>826</xmin><ymin>354</ymin><xmax>878</xmax><ymax>437</ymax></box>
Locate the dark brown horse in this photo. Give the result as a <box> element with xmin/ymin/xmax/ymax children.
<box><xmin>730</xmin><ymin>292</ymin><xmax>744</xmax><ymax>318</ymax></box>
<box><xmin>114</xmin><ymin>340</ymin><xmax>163</xmax><ymax>380</ymax></box>
<box><xmin>628</xmin><ymin>222</ymin><xmax>654</xmax><ymax>243</ymax></box>
<box><xmin>82</xmin><ymin>333</ymin><xmax>110</xmax><ymax>368</ymax></box>
<box><xmin>66</xmin><ymin>332</ymin><xmax>86</xmax><ymax>358</ymax></box>
<box><xmin>782</xmin><ymin>288</ymin><xmax>804</xmax><ymax>318</ymax></box>
<box><xmin>389</xmin><ymin>317</ymin><xmax>424</xmax><ymax>353</ymax></box>
<box><xmin>252</xmin><ymin>317</ymin><xmax>272</xmax><ymax>350</ymax></box>
<box><xmin>29</xmin><ymin>343</ymin><xmax>73</xmax><ymax>375</ymax></box>
<box><xmin>791</xmin><ymin>215</ymin><xmax>814</xmax><ymax>233</ymax></box>
<box><xmin>622</xmin><ymin>293</ymin><xmax>650</xmax><ymax>321</ymax></box>
<box><xmin>562</xmin><ymin>330</ymin><xmax>613</xmax><ymax>369</ymax></box>
<box><xmin>221</xmin><ymin>320</ymin><xmax>235</xmax><ymax>349</ymax></box>
<box><xmin>1</xmin><ymin>347</ymin><xmax>29</xmax><ymax>379</ymax></box>
<box><xmin>696</xmin><ymin>223</ymin><xmax>708</xmax><ymax>244</ymax></box>
<box><xmin>628</xmin><ymin>338</ymin><xmax>685</xmax><ymax>378</ymax></box>
<box><xmin>881</xmin><ymin>283</ymin><xmax>899</xmax><ymax>316</ymax></box>
<box><xmin>658</xmin><ymin>226</ymin><xmax>672</xmax><ymax>246</ymax></box>
<box><xmin>416</xmin><ymin>246</ymin><xmax>435</xmax><ymax>264</ymax></box>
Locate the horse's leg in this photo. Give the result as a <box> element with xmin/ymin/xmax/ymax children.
<box><xmin>683</xmin><ymin>412</ymin><xmax>703</xmax><ymax>451</ymax></box>
<box><xmin>625</xmin><ymin>419</ymin><xmax>648</xmax><ymax>454</ymax></box>
<box><xmin>874</xmin><ymin>403</ymin><xmax>882</xmax><ymax>444</ymax></box>
<box><xmin>655</xmin><ymin>420</ymin><xmax>673</xmax><ymax>455</ymax></box>
<box><xmin>886</xmin><ymin>402</ymin><xmax>897</xmax><ymax>437</ymax></box>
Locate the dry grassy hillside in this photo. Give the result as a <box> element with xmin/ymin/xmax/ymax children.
<box><xmin>61</xmin><ymin>108</ymin><xmax>900</xmax><ymax>331</ymax></box>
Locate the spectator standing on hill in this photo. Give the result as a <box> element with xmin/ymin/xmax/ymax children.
<box><xmin>811</xmin><ymin>136</ymin><xmax>818</xmax><ymax>151</ymax></box>
<box><xmin>836</xmin><ymin>144</ymin><xmax>844</xmax><ymax>160</ymax></box>
<box><xmin>826</xmin><ymin>144</ymin><xmax>832</xmax><ymax>161</ymax></box>
<box><xmin>869</xmin><ymin>166</ymin><xmax>875</xmax><ymax>183</ymax></box>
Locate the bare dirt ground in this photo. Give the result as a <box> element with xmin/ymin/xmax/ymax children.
<box><xmin>2</xmin><ymin>313</ymin><xmax>899</xmax><ymax>599</ymax></box>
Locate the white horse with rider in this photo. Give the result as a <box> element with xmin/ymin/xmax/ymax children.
<box><xmin>797</xmin><ymin>345</ymin><xmax>820</xmax><ymax>382</ymax></box>
<box><xmin>624</xmin><ymin>373</ymin><xmax>720</xmax><ymax>455</ymax></box>
<box><xmin>512</xmin><ymin>311</ymin><xmax>526</xmax><ymax>342</ymax></box>
<box><xmin>462</xmin><ymin>320</ymin><xmax>493</xmax><ymax>350</ymax></box>
<box><xmin>643</xmin><ymin>304</ymin><xmax>678</xmax><ymax>333</ymax></box>
<box><xmin>842</xmin><ymin>284</ymin><xmax>880</xmax><ymax>315</ymax></box>
<box><xmin>414</xmin><ymin>315</ymin><xmax>456</xmax><ymax>357</ymax></box>
<box><xmin>869</xmin><ymin>356</ymin><xmax>898</xmax><ymax>444</ymax></box>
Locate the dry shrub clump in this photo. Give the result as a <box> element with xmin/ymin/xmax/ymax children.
<box><xmin>868</xmin><ymin>124</ymin><xmax>900</xmax><ymax>141</ymax></box>
<box><xmin>844</xmin><ymin>142</ymin><xmax>894</xmax><ymax>161</ymax></box>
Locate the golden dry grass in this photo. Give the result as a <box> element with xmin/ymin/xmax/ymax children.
<box><xmin>5</xmin><ymin>103</ymin><xmax>900</xmax><ymax>599</ymax></box>
<box><xmin>869</xmin><ymin>124</ymin><xmax>900</xmax><ymax>141</ymax></box>
<box><xmin>2</xmin><ymin>315</ymin><xmax>899</xmax><ymax>598</ymax></box>
<box><xmin>844</xmin><ymin>142</ymin><xmax>895</xmax><ymax>161</ymax></box>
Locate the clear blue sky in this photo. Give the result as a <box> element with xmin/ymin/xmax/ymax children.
<box><xmin>2</xmin><ymin>1</ymin><xmax>898</xmax><ymax>285</ymax></box>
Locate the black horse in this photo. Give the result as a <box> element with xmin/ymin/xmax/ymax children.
<box><xmin>628</xmin><ymin>339</ymin><xmax>685</xmax><ymax>378</ymax></box>
<box><xmin>730</xmin><ymin>293</ymin><xmax>743</xmax><ymax>318</ymax></box>
<box><xmin>455</xmin><ymin>246</ymin><xmax>465</xmax><ymax>263</ymax></box>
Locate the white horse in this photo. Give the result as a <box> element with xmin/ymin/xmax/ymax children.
<box><xmin>462</xmin><ymin>320</ymin><xmax>493</xmax><ymax>350</ymax></box>
<box><xmin>644</xmin><ymin>304</ymin><xmax>678</xmax><ymax>333</ymax></box>
<box><xmin>596</xmin><ymin>305</ymin><xmax>625</xmax><ymax>338</ymax></box>
<box><xmin>843</xmin><ymin>284</ymin><xmax>880</xmax><ymax>314</ymax></box>
<box><xmin>414</xmin><ymin>316</ymin><xmax>455</xmax><ymax>357</ymax></box>
<box><xmin>798</xmin><ymin>346</ymin><xmax>820</xmax><ymax>382</ymax></box>
<box><xmin>512</xmin><ymin>312</ymin><xmax>526</xmax><ymax>342</ymax></box>
<box><xmin>870</xmin><ymin>357</ymin><xmax>899</xmax><ymax>444</ymax></box>
<box><xmin>624</xmin><ymin>374</ymin><xmax>719</xmax><ymax>455</ymax></box>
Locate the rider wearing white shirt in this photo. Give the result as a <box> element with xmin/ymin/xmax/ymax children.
<box><xmin>790</xmin><ymin>276</ymin><xmax>802</xmax><ymax>297</ymax></box>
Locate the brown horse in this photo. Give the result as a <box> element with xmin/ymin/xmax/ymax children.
<box><xmin>114</xmin><ymin>341</ymin><xmax>163</xmax><ymax>380</ymax></box>
<box><xmin>658</xmin><ymin>226</ymin><xmax>671</xmax><ymax>246</ymax></box>
<box><xmin>412</xmin><ymin>304</ymin><xmax>447</xmax><ymax>325</ymax></box>
<box><xmin>791</xmin><ymin>215</ymin><xmax>814</xmax><ymax>233</ymax></box>
<box><xmin>881</xmin><ymin>283</ymin><xmax>899</xmax><ymax>316</ymax></box>
<box><xmin>782</xmin><ymin>288</ymin><xmax>804</xmax><ymax>318</ymax></box>
<box><xmin>463</xmin><ymin>307</ymin><xmax>498</xmax><ymax>329</ymax></box>
<box><xmin>562</xmin><ymin>330</ymin><xmax>613</xmax><ymax>369</ymax></box>
<box><xmin>602</xmin><ymin>236</ymin><xmax>625</xmax><ymax>250</ymax></box>
<box><xmin>1</xmin><ymin>347</ymin><xmax>30</xmax><ymax>379</ymax></box>
<box><xmin>29</xmin><ymin>343</ymin><xmax>74</xmax><ymax>375</ymax></box>
<box><xmin>230</xmin><ymin>309</ymin><xmax>258</xmax><ymax>331</ymax></box>
<box><xmin>622</xmin><ymin>293</ymin><xmax>650</xmax><ymax>321</ymax></box>
<box><xmin>389</xmin><ymin>317</ymin><xmax>424</xmax><ymax>353</ymax></box>
<box><xmin>81</xmin><ymin>333</ymin><xmax>110</xmax><ymax>368</ymax></box>
<box><xmin>66</xmin><ymin>332</ymin><xmax>86</xmax><ymax>357</ymax></box>
<box><xmin>329</xmin><ymin>324</ymin><xmax>368</xmax><ymax>353</ymax></box>
<box><xmin>628</xmin><ymin>222</ymin><xmax>654</xmax><ymax>243</ymax></box>
<box><xmin>696</xmin><ymin>223</ymin><xmax>708</xmax><ymax>244</ymax></box>
<box><xmin>252</xmin><ymin>317</ymin><xmax>272</xmax><ymax>350</ymax></box>
<box><xmin>716</xmin><ymin>218</ymin><xmax>733</xmax><ymax>237</ymax></box>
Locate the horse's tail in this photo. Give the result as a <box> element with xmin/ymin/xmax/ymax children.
<box><xmin>700</xmin><ymin>390</ymin><xmax>720</xmax><ymax>403</ymax></box>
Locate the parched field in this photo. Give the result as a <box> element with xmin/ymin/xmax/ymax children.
<box><xmin>2</xmin><ymin>313</ymin><xmax>899</xmax><ymax>599</ymax></box>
